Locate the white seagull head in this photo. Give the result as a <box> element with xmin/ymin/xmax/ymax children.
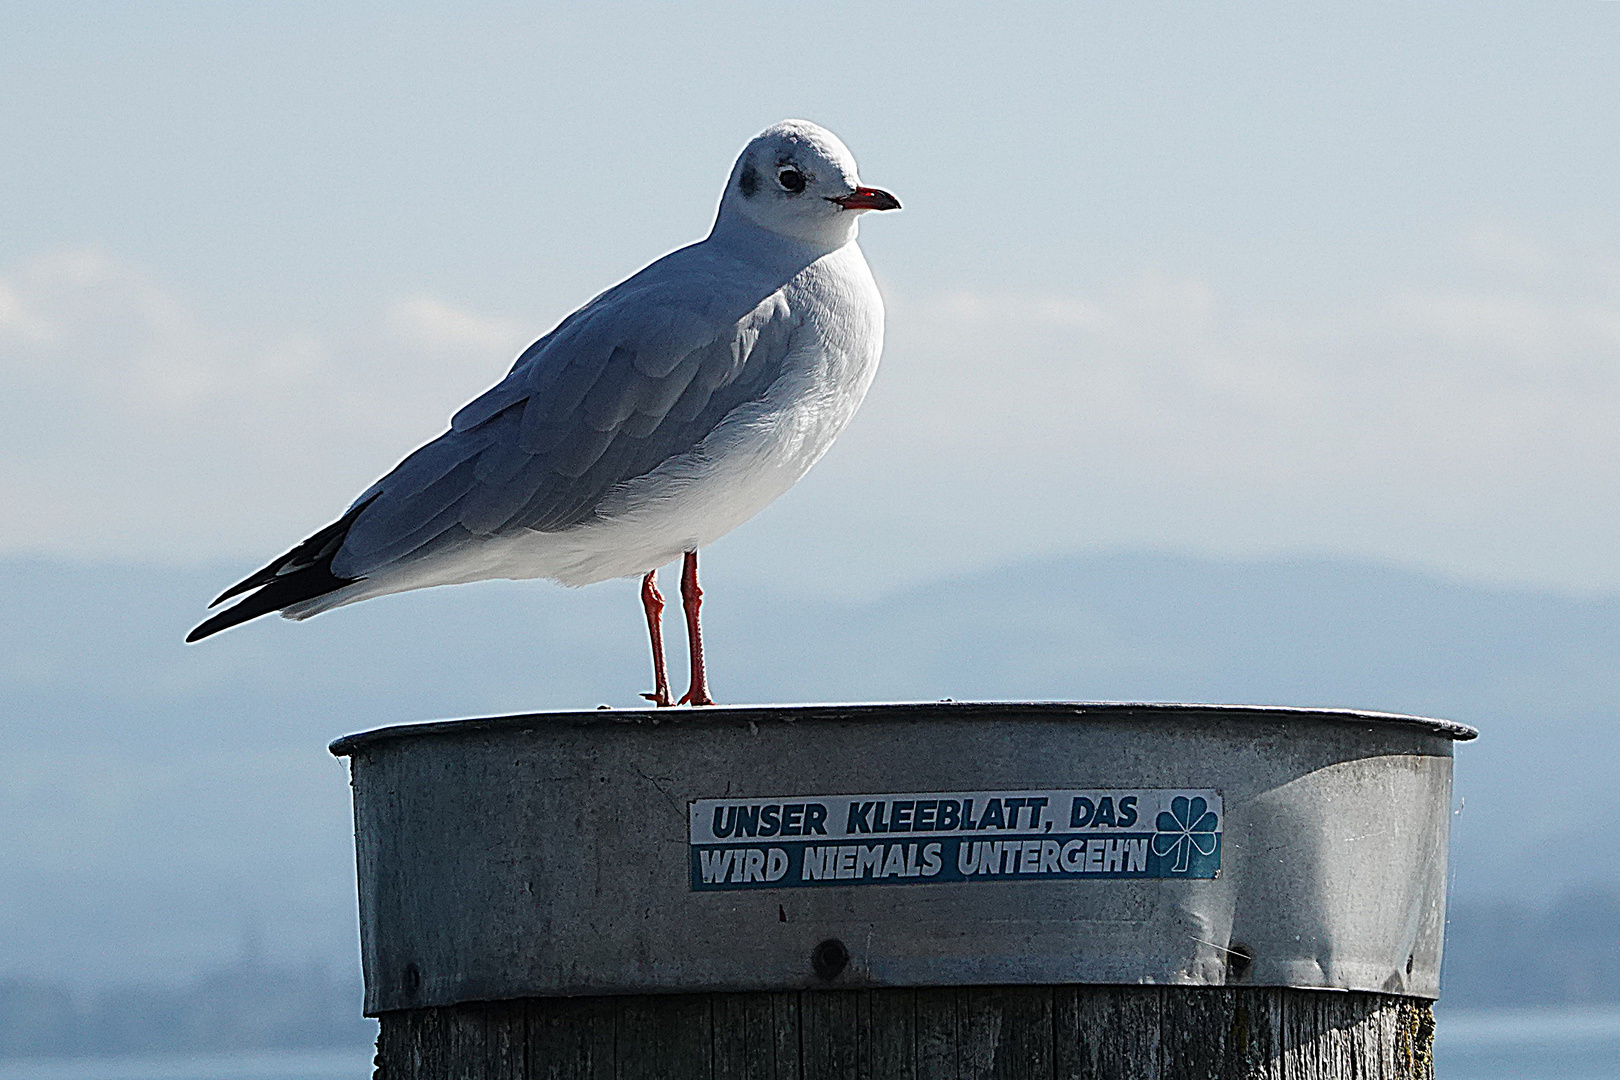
<box><xmin>716</xmin><ymin>119</ymin><xmax>900</xmax><ymax>250</ymax></box>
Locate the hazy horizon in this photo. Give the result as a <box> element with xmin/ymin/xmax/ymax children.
<box><xmin>5</xmin><ymin>547</ymin><xmax>1618</xmax><ymax>988</ymax></box>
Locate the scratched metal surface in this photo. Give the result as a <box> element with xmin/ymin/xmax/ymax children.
<box><xmin>332</xmin><ymin>702</ymin><xmax>1472</xmax><ymax>1014</ymax></box>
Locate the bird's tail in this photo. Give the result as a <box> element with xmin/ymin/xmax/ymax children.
<box><xmin>186</xmin><ymin>496</ymin><xmax>378</xmax><ymax>643</ymax></box>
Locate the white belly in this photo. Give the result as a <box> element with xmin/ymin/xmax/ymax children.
<box><xmin>485</xmin><ymin>322</ymin><xmax>880</xmax><ymax>586</ymax></box>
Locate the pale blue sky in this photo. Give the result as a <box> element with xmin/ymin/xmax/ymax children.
<box><xmin>3</xmin><ymin>3</ymin><xmax>1619</xmax><ymax>595</ymax></box>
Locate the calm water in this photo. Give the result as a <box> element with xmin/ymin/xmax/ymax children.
<box><xmin>0</xmin><ymin>1007</ymin><xmax>1615</xmax><ymax>1079</ymax></box>
<box><xmin>1435</xmin><ymin>1006</ymin><xmax>1620</xmax><ymax>1079</ymax></box>
<box><xmin>0</xmin><ymin>1049</ymin><xmax>373</xmax><ymax>1080</ymax></box>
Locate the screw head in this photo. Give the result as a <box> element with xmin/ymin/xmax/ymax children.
<box><xmin>811</xmin><ymin>938</ymin><xmax>849</xmax><ymax>980</ymax></box>
<box><xmin>1224</xmin><ymin>943</ymin><xmax>1253</xmax><ymax>982</ymax></box>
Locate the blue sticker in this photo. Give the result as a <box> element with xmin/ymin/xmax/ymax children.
<box><xmin>689</xmin><ymin>789</ymin><xmax>1221</xmax><ymax>891</ymax></box>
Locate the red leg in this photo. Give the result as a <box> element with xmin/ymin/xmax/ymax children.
<box><xmin>639</xmin><ymin>570</ymin><xmax>673</xmax><ymax>707</ymax></box>
<box><xmin>678</xmin><ymin>550</ymin><xmax>715</xmax><ymax>706</ymax></box>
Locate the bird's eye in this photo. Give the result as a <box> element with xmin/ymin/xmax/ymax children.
<box><xmin>777</xmin><ymin>168</ymin><xmax>806</xmax><ymax>194</ymax></box>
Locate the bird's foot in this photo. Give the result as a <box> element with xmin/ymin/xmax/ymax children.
<box><xmin>679</xmin><ymin>688</ymin><xmax>715</xmax><ymax>707</ymax></box>
<box><xmin>642</xmin><ymin>691</ymin><xmax>675</xmax><ymax>708</ymax></box>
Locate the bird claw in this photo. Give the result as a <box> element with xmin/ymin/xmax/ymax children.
<box><xmin>642</xmin><ymin>692</ymin><xmax>674</xmax><ymax>708</ymax></box>
<box><xmin>678</xmin><ymin>689</ymin><xmax>715</xmax><ymax>707</ymax></box>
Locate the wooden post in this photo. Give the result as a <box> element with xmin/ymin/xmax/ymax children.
<box><xmin>333</xmin><ymin>704</ymin><xmax>1469</xmax><ymax>1080</ymax></box>
<box><xmin>372</xmin><ymin>986</ymin><xmax>1435</xmax><ymax>1079</ymax></box>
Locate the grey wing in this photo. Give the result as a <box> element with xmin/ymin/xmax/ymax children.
<box><xmin>331</xmin><ymin>287</ymin><xmax>799</xmax><ymax>580</ymax></box>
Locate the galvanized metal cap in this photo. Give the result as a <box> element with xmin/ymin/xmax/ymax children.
<box><xmin>333</xmin><ymin>702</ymin><xmax>1473</xmax><ymax>1013</ymax></box>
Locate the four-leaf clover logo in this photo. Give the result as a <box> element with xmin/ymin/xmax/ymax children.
<box><xmin>1152</xmin><ymin>796</ymin><xmax>1219</xmax><ymax>873</ymax></box>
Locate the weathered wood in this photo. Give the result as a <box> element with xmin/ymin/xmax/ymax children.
<box><xmin>801</xmin><ymin>986</ymin><xmax>859</xmax><ymax>1080</ymax></box>
<box><xmin>1055</xmin><ymin>986</ymin><xmax>1162</xmax><ymax>1080</ymax></box>
<box><xmin>370</xmin><ymin>986</ymin><xmax>1435</xmax><ymax>1080</ymax></box>
<box><xmin>915</xmin><ymin>988</ymin><xmax>959</xmax><ymax>1080</ymax></box>
<box><xmin>960</xmin><ymin>986</ymin><xmax>1053</xmax><ymax>1080</ymax></box>
<box><xmin>862</xmin><ymin>987</ymin><xmax>915</xmax><ymax>1080</ymax></box>
<box><xmin>526</xmin><ymin>995</ymin><xmax>614</xmax><ymax>1080</ymax></box>
<box><xmin>617</xmin><ymin>994</ymin><xmax>713</xmax><ymax>1080</ymax></box>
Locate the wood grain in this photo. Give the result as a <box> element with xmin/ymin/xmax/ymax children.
<box><xmin>372</xmin><ymin>987</ymin><xmax>1435</xmax><ymax>1080</ymax></box>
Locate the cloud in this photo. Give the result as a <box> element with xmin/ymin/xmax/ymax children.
<box><xmin>0</xmin><ymin>280</ymin><xmax>52</xmax><ymax>343</ymax></box>
<box><xmin>386</xmin><ymin>294</ymin><xmax>528</xmax><ymax>355</ymax></box>
<box><xmin>2</xmin><ymin>235</ymin><xmax>1618</xmax><ymax>595</ymax></box>
<box><xmin>815</xmin><ymin>251</ymin><xmax>1620</xmax><ymax>590</ymax></box>
<box><xmin>0</xmin><ymin>250</ymin><xmax>526</xmax><ymax>562</ymax></box>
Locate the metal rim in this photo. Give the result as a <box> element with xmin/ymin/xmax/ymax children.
<box><xmin>329</xmin><ymin>700</ymin><xmax>1478</xmax><ymax>757</ymax></box>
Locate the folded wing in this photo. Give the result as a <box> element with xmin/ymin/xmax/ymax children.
<box><xmin>330</xmin><ymin>269</ymin><xmax>801</xmax><ymax>581</ymax></box>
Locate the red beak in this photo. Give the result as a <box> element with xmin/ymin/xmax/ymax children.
<box><xmin>830</xmin><ymin>186</ymin><xmax>901</xmax><ymax>211</ymax></box>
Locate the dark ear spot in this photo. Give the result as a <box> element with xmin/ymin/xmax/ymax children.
<box><xmin>739</xmin><ymin>163</ymin><xmax>759</xmax><ymax>197</ymax></box>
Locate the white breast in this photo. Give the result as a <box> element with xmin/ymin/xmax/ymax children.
<box><xmin>463</xmin><ymin>242</ymin><xmax>884</xmax><ymax>588</ymax></box>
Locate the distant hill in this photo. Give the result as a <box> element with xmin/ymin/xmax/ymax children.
<box><xmin>1</xmin><ymin>885</ymin><xmax>1613</xmax><ymax>1058</ymax></box>
<box><xmin>1</xmin><ymin>551</ymin><xmax>1616</xmax><ymax>997</ymax></box>
<box><xmin>0</xmin><ymin>959</ymin><xmax>371</xmax><ymax>1058</ymax></box>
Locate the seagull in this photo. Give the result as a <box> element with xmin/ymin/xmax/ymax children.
<box><xmin>187</xmin><ymin>119</ymin><xmax>899</xmax><ymax>707</ymax></box>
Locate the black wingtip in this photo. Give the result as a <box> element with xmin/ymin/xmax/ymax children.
<box><xmin>203</xmin><ymin>494</ymin><xmax>382</xmax><ymax>611</ymax></box>
<box><xmin>190</xmin><ymin>495</ymin><xmax>382</xmax><ymax>641</ymax></box>
<box><xmin>208</xmin><ymin>571</ymin><xmax>277</xmax><ymax>607</ymax></box>
<box><xmin>185</xmin><ymin>563</ymin><xmax>362</xmax><ymax>644</ymax></box>
<box><xmin>185</xmin><ymin>593</ymin><xmax>278</xmax><ymax>643</ymax></box>
<box><xmin>185</xmin><ymin>621</ymin><xmax>219</xmax><ymax>644</ymax></box>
